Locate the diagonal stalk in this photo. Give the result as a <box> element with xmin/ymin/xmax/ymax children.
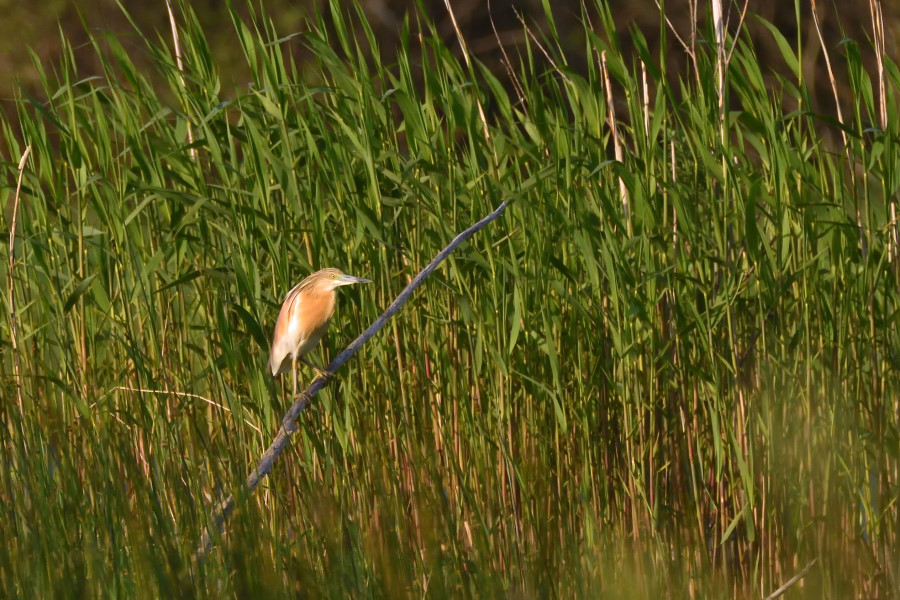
<box><xmin>195</xmin><ymin>199</ymin><xmax>510</xmax><ymax>561</ymax></box>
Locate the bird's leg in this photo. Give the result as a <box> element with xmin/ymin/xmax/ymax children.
<box><xmin>300</xmin><ymin>356</ymin><xmax>334</xmax><ymax>384</ymax></box>
<box><xmin>291</xmin><ymin>355</ymin><xmax>298</xmax><ymax>398</ymax></box>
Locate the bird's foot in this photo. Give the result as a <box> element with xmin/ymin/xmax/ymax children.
<box><xmin>312</xmin><ymin>368</ymin><xmax>335</xmax><ymax>385</ymax></box>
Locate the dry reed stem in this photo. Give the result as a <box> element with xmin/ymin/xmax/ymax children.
<box><xmin>868</xmin><ymin>0</ymin><xmax>887</xmax><ymax>131</ymax></box>
<box><xmin>810</xmin><ymin>0</ymin><xmax>848</xmax><ymax>149</ymax></box>
<box><xmin>601</xmin><ymin>51</ymin><xmax>630</xmax><ymax>235</ymax></box>
<box><xmin>166</xmin><ymin>0</ymin><xmax>197</xmax><ymax>160</ymax></box>
<box><xmin>867</xmin><ymin>0</ymin><xmax>896</xmax><ymax>260</ymax></box>
<box><xmin>110</xmin><ymin>386</ymin><xmax>262</xmax><ymax>433</ymax></box>
<box><xmin>642</xmin><ymin>61</ymin><xmax>650</xmax><ymax>138</ymax></box>
<box><xmin>765</xmin><ymin>559</ymin><xmax>817</xmax><ymax>600</ymax></box>
<box><xmin>810</xmin><ymin>0</ymin><xmax>863</xmax><ymax>252</ymax></box>
<box><xmin>712</xmin><ymin>0</ymin><xmax>726</xmax><ymax>142</ymax></box>
<box><xmin>513</xmin><ymin>8</ymin><xmax>572</xmax><ymax>87</ymax></box>
<box><xmin>724</xmin><ymin>0</ymin><xmax>751</xmax><ymax>65</ymax></box>
<box><xmin>8</xmin><ymin>145</ymin><xmax>31</xmax><ymax>416</ymax></box>
<box><xmin>655</xmin><ymin>0</ymin><xmax>700</xmax><ymax>84</ymax></box>
<box><xmin>442</xmin><ymin>0</ymin><xmax>491</xmax><ymax>146</ymax></box>
<box><xmin>488</xmin><ymin>0</ymin><xmax>526</xmax><ymax>112</ymax></box>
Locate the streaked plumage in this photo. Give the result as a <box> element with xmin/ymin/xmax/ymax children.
<box><xmin>268</xmin><ymin>267</ymin><xmax>370</xmax><ymax>395</ymax></box>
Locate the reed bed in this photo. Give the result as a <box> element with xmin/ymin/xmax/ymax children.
<box><xmin>1</xmin><ymin>1</ymin><xmax>898</xmax><ymax>597</ymax></box>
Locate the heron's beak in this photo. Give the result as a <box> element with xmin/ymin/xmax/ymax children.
<box><xmin>337</xmin><ymin>274</ymin><xmax>371</xmax><ymax>286</ymax></box>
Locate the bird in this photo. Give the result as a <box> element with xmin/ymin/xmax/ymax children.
<box><xmin>268</xmin><ymin>267</ymin><xmax>371</xmax><ymax>397</ymax></box>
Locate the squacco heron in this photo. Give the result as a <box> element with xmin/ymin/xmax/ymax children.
<box><xmin>268</xmin><ymin>268</ymin><xmax>371</xmax><ymax>396</ymax></box>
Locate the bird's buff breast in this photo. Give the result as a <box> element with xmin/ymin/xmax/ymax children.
<box><xmin>287</xmin><ymin>289</ymin><xmax>336</xmax><ymax>354</ymax></box>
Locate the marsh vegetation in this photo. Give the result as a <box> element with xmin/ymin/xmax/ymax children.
<box><xmin>2</xmin><ymin>1</ymin><xmax>898</xmax><ymax>597</ymax></box>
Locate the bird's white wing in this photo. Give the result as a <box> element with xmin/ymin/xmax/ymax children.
<box><xmin>268</xmin><ymin>286</ymin><xmax>305</xmax><ymax>375</ymax></box>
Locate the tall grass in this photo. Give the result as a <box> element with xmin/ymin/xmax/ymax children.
<box><xmin>1</xmin><ymin>0</ymin><xmax>898</xmax><ymax>597</ymax></box>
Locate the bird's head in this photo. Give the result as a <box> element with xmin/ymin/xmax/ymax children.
<box><xmin>314</xmin><ymin>268</ymin><xmax>372</xmax><ymax>292</ymax></box>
